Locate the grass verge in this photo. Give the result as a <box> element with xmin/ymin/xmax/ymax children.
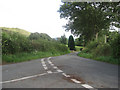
<box><xmin>75</xmin><ymin>46</ymin><xmax>85</xmax><ymax>51</ymax></box>
<box><xmin>78</xmin><ymin>52</ymin><xmax>119</xmax><ymax>65</ymax></box>
<box><xmin>2</xmin><ymin>51</ymin><xmax>70</xmax><ymax>64</ymax></box>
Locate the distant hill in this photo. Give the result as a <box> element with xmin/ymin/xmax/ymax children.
<box><xmin>0</xmin><ymin>27</ymin><xmax>31</xmax><ymax>36</ymax></box>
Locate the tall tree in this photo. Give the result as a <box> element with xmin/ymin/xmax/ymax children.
<box><xmin>58</xmin><ymin>2</ymin><xmax>120</xmax><ymax>42</ymax></box>
<box><xmin>75</xmin><ymin>35</ymin><xmax>84</xmax><ymax>46</ymax></box>
<box><xmin>60</xmin><ymin>34</ymin><xmax>67</xmax><ymax>45</ymax></box>
<box><xmin>68</xmin><ymin>35</ymin><xmax>75</xmax><ymax>50</ymax></box>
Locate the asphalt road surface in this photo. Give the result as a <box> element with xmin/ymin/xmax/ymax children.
<box><xmin>2</xmin><ymin>52</ymin><xmax>119</xmax><ymax>89</ymax></box>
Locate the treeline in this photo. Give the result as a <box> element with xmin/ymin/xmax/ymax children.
<box><xmin>83</xmin><ymin>31</ymin><xmax>120</xmax><ymax>59</ymax></box>
<box><xmin>59</xmin><ymin>2</ymin><xmax>120</xmax><ymax>64</ymax></box>
<box><xmin>77</xmin><ymin>31</ymin><xmax>120</xmax><ymax>65</ymax></box>
<box><xmin>2</xmin><ymin>27</ymin><xmax>69</xmax><ymax>61</ymax></box>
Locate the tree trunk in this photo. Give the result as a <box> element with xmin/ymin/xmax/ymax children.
<box><xmin>105</xmin><ymin>35</ymin><xmax>107</xmax><ymax>43</ymax></box>
<box><xmin>96</xmin><ymin>33</ymin><xmax>98</xmax><ymax>41</ymax></box>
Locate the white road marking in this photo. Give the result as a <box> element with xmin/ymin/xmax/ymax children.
<box><xmin>43</xmin><ymin>66</ymin><xmax>48</xmax><ymax>70</ymax></box>
<box><xmin>41</xmin><ymin>62</ymin><xmax>45</xmax><ymax>64</ymax></box>
<box><xmin>48</xmin><ymin>57</ymin><xmax>51</xmax><ymax>59</ymax></box>
<box><xmin>47</xmin><ymin>71</ymin><xmax>52</xmax><ymax>74</ymax></box>
<box><xmin>62</xmin><ymin>73</ymin><xmax>70</xmax><ymax>77</ymax></box>
<box><xmin>41</xmin><ymin>58</ymin><xmax>48</xmax><ymax>70</ymax></box>
<box><xmin>42</xmin><ymin>64</ymin><xmax>46</xmax><ymax>67</ymax></box>
<box><xmin>41</xmin><ymin>59</ymin><xmax>44</xmax><ymax>62</ymax></box>
<box><xmin>47</xmin><ymin>59</ymin><xmax>54</xmax><ymax>66</ymax></box>
<box><xmin>1</xmin><ymin>73</ymin><xmax>47</xmax><ymax>84</ymax></box>
<box><xmin>71</xmin><ymin>79</ymin><xmax>81</xmax><ymax>84</ymax></box>
<box><xmin>50</xmin><ymin>63</ymin><xmax>54</xmax><ymax>66</ymax></box>
<box><xmin>57</xmin><ymin>69</ymin><xmax>63</xmax><ymax>72</ymax></box>
<box><xmin>48</xmin><ymin>61</ymin><xmax>52</xmax><ymax>64</ymax></box>
<box><xmin>81</xmin><ymin>84</ymin><xmax>93</xmax><ymax>88</ymax></box>
<box><xmin>53</xmin><ymin>66</ymin><xmax>58</xmax><ymax>69</ymax></box>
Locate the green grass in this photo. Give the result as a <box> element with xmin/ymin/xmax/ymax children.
<box><xmin>66</xmin><ymin>45</ymin><xmax>85</xmax><ymax>52</ymax></box>
<box><xmin>2</xmin><ymin>51</ymin><xmax>70</xmax><ymax>64</ymax></box>
<box><xmin>78</xmin><ymin>52</ymin><xmax>119</xmax><ymax>65</ymax></box>
<box><xmin>75</xmin><ymin>46</ymin><xmax>85</xmax><ymax>51</ymax></box>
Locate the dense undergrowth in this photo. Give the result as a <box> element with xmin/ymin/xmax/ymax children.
<box><xmin>78</xmin><ymin>33</ymin><xmax>120</xmax><ymax>65</ymax></box>
<box><xmin>2</xmin><ymin>28</ymin><xmax>70</xmax><ymax>63</ymax></box>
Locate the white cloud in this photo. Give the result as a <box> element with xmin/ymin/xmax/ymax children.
<box><xmin>0</xmin><ymin>0</ymin><xmax>72</xmax><ymax>38</ymax></box>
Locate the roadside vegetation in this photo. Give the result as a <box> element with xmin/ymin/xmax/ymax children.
<box><xmin>76</xmin><ymin>28</ymin><xmax>120</xmax><ymax>65</ymax></box>
<box><xmin>59</xmin><ymin>2</ymin><xmax>120</xmax><ymax>65</ymax></box>
<box><xmin>2</xmin><ymin>27</ymin><xmax>70</xmax><ymax>64</ymax></box>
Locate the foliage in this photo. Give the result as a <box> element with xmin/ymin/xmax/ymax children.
<box><xmin>75</xmin><ymin>35</ymin><xmax>85</xmax><ymax>46</ymax></box>
<box><xmin>2</xmin><ymin>28</ymin><xmax>69</xmax><ymax>56</ymax></box>
<box><xmin>2</xmin><ymin>31</ymin><xmax>32</xmax><ymax>54</ymax></box>
<box><xmin>92</xmin><ymin>43</ymin><xmax>112</xmax><ymax>56</ymax></box>
<box><xmin>110</xmin><ymin>34</ymin><xmax>120</xmax><ymax>59</ymax></box>
<box><xmin>75</xmin><ymin>46</ymin><xmax>84</xmax><ymax>51</ymax></box>
<box><xmin>78</xmin><ymin>52</ymin><xmax>119</xmax><ymax>65</ymax></box>
<box><xmin>3</xmin><ymin>51</ymin><xmax>70</xmax><ymax>63</ymax></box>
<box><xmin>86</xmin><ymin>40</ymin><xmax>99</xmax><ymax>52</ymax></box>
<box><xmin>68</xmin><ymin>35</ymin><xmax>75</xmax><ymax>50</ymax></box>
<box><xmin>1</xmin><ymin>27</ymin><xmax>30</xmax><ymax>36</ymax></box>
<box><xmin>78</xmin><ymin>31</ymin><xmax>120</xmax><ymax>65</ymax></box>
<box><xmin>54</xmin><ymin>35</ymin><xmax>67</xmax><ymax>45</ymax></box>
<box><xmin>29</xmin><ymin>32</ymin><xmax>52</xmax><ymax>41</ymax></box>
<box><xmin>60</xmin><ymin>34</ymin><xmax>67</xmax><ymax>45</ymax></box>
<box><xmin>58</xmin><ymin>2</ymin><xmax>120</xmax><ymax>42</ymax></box>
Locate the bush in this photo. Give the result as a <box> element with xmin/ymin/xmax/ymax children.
<box><xmin>2</xmin><ymin>31</ymin><xmax>69</xmax><ymax>55</ymax></box>
<box><xmin>92</xmin><ymin>43</ymin><xmax>111</xmax><ymax>56</ymax></box>
<box><xmin>2</xmin><ymin>31</ymin><xmax>33</xmax><ymax>54</ymax></box>
<box><xmin>86</xmin><ymin>40</ymin><xmax>99</xmax><ymax>53</ymax></box>
<box><xmin>110</xmin><ymin>34</ymin><xmax>120</xmax><ymax>59</ymax></box>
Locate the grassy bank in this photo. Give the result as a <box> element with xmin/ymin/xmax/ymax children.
<box><xmin>2</xmin><ymin>27</ymin><xmax>70</xmax><ymax>64</ymax></box>
<box><xmin>78</xmin><ymin>52</ymin><xmax>119</xmax><ymax>65</ymax></box>
<box><xmin>75</xmin><ymin>46</ymin><xmax>85</xmax><ymax>51</ymax></box>
<box><xmin>2</xmin><ymin>51</ymin><xmax>70</xmax><ymax>64</ymax></box>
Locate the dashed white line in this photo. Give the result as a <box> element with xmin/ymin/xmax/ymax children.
<box><xmin>47</xmin><ymin>71</ymin><xmax>52</xmax><ymax>74</ymax></box>
<box><xmin>1</xmin><ymin>73</ymin><xmax>47</xmax><ymax>84</ymax></box>
<box><xmin>42</xmin><ymin>57</ymin><xmax>95</xmax><ymax>89</ymax></box>
<box><xmin>47</xmin><ymin>60</ymin><xmax>54</xmax><ymax>66</ymax></box>
<box><xmin>50</xmin><ymin>63</ymin><xmax>54</xmax><ymax>66</ymax></box>
<box><xmin>81</xmin><ymin>84</ymin><xmax>94</xmax><ymax>88</ymax></box>
<box><xmin>41</xmin><ymin>59</ymin><xmax>48</xmax><ymax>70</ymax></box>
<box><xmin>48</xmin><ymin>61</ymin><xmax>52</xmax><ymax>64</ymax></box>
<box><xmin>71</xmin><ymin>79</ymin><xmax>81</xmax><ymax>84</ymax></box>
<box><xmin>44</xmin><ymin>66</ymin><xmax>48</xmax><ymax>70</ymax></box>
<box><xmin>62</xmin><ymin>73</ymin><xmax>70</xmax><ymax>77</ymax></box>
<box><xmin>57</xmin><ymin>69</ymin><xmax>63</xmax><ymax>72</ymax></box>
<box><xmin>48</xmin><ymin>57</ymin><xmax>51</xmax><ymax>59</ymax></box>
<box><xmin>41</xmin><ymin>59</ymin><xmax>44</xmax><ymax>62</ymax></box>
<box><xmin>53</xmin><ymin>66</ymin><xmax>58</xmax><ymax>69</ymax></box>
<box><xmin>42</xmin><ymin>64</ymin><xmax>46</xmax><ymax>67</ymax></box>
<box><xmin>41</xmin><ymin>62</ymin><xmax>45</xmax><ymax>64</ymax></box>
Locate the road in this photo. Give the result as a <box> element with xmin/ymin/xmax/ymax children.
<box><xmin>2</xmin><ymin>52</ymin><xmax>119</xmax><ymax>89</ymax></box>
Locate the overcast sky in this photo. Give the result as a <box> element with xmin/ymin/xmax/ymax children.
<box><xmin>0</xmin><ymin>0</ymin><xmax>72</xmax><ymax>38</ymax></box>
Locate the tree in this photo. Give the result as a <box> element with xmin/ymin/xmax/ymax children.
<box><xmin>75</xmin><ymin>35</ymin><xmax>84</xmax><ymax>46</ymax></box>
<box><xmin>68</xmin><ymin>35</ymin><xmax>75</xmax><ymax>50</ymax></box>
<box><xmin>110</xmin><ymin>33</ymin><xmax>120</xmax><ymax>59</ymax></box>
<box><xmin>58</xmin><ymin>2</ymin><xmax>120</xmax><ymax>42</ymax></box>
<box><xmin>29</xmin><ymin>32</ymin><xmax>52</xmax><ymax>41</ymax></box>
<box><xmin>60</xmin><ymin>34</ymin><xmax>67</xmax><ymax>45</ymax></box>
